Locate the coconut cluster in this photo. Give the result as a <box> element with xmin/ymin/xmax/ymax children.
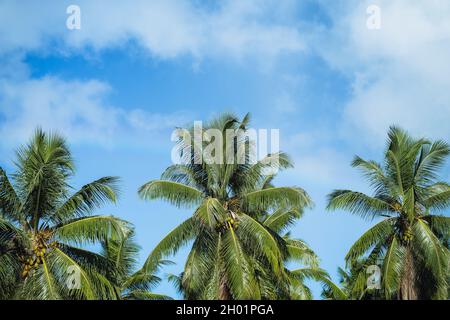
<box><xmin>19</xmin><ymin>233</ymin><xmax>58</xmax><ymax>279</ymax></box>
<box><xmin>401</xmin><ymin>227</ymin><xmax>414</xmax><ymax>244</ymax></box>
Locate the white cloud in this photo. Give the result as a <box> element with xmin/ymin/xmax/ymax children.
<box><xmin>281</xmin><ymin>131</ymin><xmax>360</xmax><ymax>189</ymax></box>
<box><xmin>293</xmin><ymin>149</ymin><xmax>353</xmax><ymax>187</ymax></box>
<box><xmin>315</xmin><ymin>0</ymin><xmax>450</xmax><ymax>145</ymax></box>
<box><xmin>2</xmin><ymin>0</ymin><xmax>450</xmax><ymax>152</ymax></box>
<box><xmin>0</xmin><ymin>0</ymin><xmax>307</xmax><ymax>151</ymax></box>
<box><xmin>0</xmin><ymin>0</ymin><xmax>305</xmax><ymax>65</ymax></box>
<box><xmin>0</xmin><ymin>74</ymin><xmax>187</xmax><ymax>148</ymax></box>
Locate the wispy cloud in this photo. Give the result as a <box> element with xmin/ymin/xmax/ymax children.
<box><xmin>0</xmin><ymin>73</ymin><xmax>188</xmax><ymax>148</ymax></box>
<box><xmin>315</xmin><ymin>0</ymin><xmax>450</xmax><ymax>144</ymax></box>
<box><xmin>0</xmin><ymin>0</ymin><xmax>309</xmax><ymax>150</ymax></box>
<box><xmin>0</xmin><ymin>0</ymin><xmax>306</xmax><ymax>66</ymax></box>
<box><xmin>2</xmin><ymin>0</ymin><xmax>450</xmax><ymax>154</ymax></box>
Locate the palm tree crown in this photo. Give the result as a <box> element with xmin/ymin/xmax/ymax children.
<box><xmin>327</xmin><ymin>126</ymin><xmax>450</xmax><ymax>299</ymax></box>
<box><xmin>0</xmin><ymin>129</ymin><xmax>129</xmax><ymax>299</ymax></box>
<box><xmin>139</xmin><ymin>113</ymin><xmax>318</xmax><ymax>299</ymax></box>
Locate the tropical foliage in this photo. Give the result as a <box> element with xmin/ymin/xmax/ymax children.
<box><xmin>139</xmin><ymin>113</ymin><xmax>332</xmax><ymax>299</ymax></box>
<box><xmin>321</xmin><ymin>262</ymin><xmax>383</xmax><ymax>300</ymax></box>
<box><xmin>1</xmin><ymin>121</ymin><xmax>449</xmax><ymax>300</ymax></box>
<box><xmin>100</xmin><ymin>228</ymin><xmax>172</xmax><ymax>300</ymax></box>
<box><xmin>327</xmin><ymin>126</ymin><xmax>450</xmax><ymax>299</ymax></box>
<box><xmin>0</xmin><ymin>129</ymin><xmax>130</xmax><ymax>299</ymax></box>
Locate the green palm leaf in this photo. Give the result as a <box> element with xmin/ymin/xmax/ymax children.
<box><xmin>345</xmin><ymin>218</ymin><xmax>395</xmax><ymax>262</ymax></box>
<box><xmin>139</xmin><ymin>180</ymin><xmax>203</xmax><ymax>208</ymax></box>
<box><xmin>143</xmin><ymin>217</ymin><xmax>197</xmax><ymax>272</ymax></box>
<box><xmin>53</xmin><ymin>177</ymin><xmax>119</xmax><ymax>222</ymax></box>
<box><xmin>263</xmin><ymin>207</ymin><xmax>302</xmax><ymax>233</ymax></box>
<box><xmin>382</xmin><ymin>237</ymin><xmax>405</xmax><ymax>299</ymax></box>
<box><xmin>242</xmin><ymin>187</ymin><xmax>312</xmax><ymax>212</ymax></box>
<box><xmin>0</xmin><ymin>168</ymin><xmax>23</xmax><ymax>223</ymax></box>
<box><xmin>221</xmin><ymin>228</ymin><xmax>259</xmax><ymax>299</ymax></box>
<box><xmin>327</xmin><ymin>190</ymin><xmax>392</xmax><ymax>220</ymax></box>
<box><xmin>53</xmin><ymin>215</ymin><xmax>130</xmax><ymax>245</ymax></box>
<box><xmin>412</xmin><ymin>220</ymin><xmax>448</xmax><ymax>288</ymax></box>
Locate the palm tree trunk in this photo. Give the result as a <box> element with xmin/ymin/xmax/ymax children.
<box><xmin>219</xmin><ymin>274</ymin><xmax>232</xmax><ymax>300</ymax></box>
<box><xmin>399</xmin><ymin>248</ymin><xmax>419</xmax><ymax>300</ymax></box>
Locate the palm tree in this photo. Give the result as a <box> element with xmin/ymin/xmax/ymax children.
<box><xmin>0</xmin><ymin>128</ymin><xmax>129</xmax><ymax>299</ymax></box>
<box><xmin>139</xmin><ymin>113</ymin><xmax>313</xmax><ymax>299</ymax></box>
<box><xmin>327</xmin><ymin>126</ymin><xmax>450</xmax><ymax>299</ymax></box>
<box><xmin>167</xmin><ymin>207</ymin><xmax>336</xmax><ymax>300</ymax></box>
<box><xmin>101</xmin><ymin>228</ymin><xmax>172</xmax><ymax>300</ymax></box>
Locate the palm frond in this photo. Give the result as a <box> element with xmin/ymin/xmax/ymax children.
<box><xmin>351</xmin><ymin>156</ymin><xmax>390</xmax><ymax>194</ymax></box>
<box><xmin>194</xmin><ymin>197</ymin><xmax>227</xmax><ymax>228</ymax></box>
<box><xmin>143</xmin><ymin>218</ymin><xmax>198</xmax><ymax>272</ymax></box>
<box><xmin>327</xmin><ymin>190</ymin><xmax>392</xmax><ymax>220</ymax></box>
<box><xmin>285</xmin><ymin>238</ymin><xmax>319</xmax><ymax>268</ymax></box>
<box><xmin>320</xmin><ymin>277</ymin><xmax>348</xmax><ymax>300</ymax></box>
<box><xmin>53</xmin><ymin>215</ymin><xmax>130</xmax><ymax>245</ymax></box>
<box><xmin>242</xmin><ymin>187</ymin><xmax>312</xmax><ymax>212</ymax></box>
<box><xmin>382</xmin><ymin>237</ymin><xmax>405</xmax><ymax>299</ymax></box>
<box><xmin>345</xmin><ymin>218</ymin><xmax>395</xmax><ymax>262</ymax></box>
<box><xmin>0</xmin><ymin>167</ymin><xmax>23</xmax><ymax>223</ymax></box>
<box><xmin>263</xmin><ymin>206</ymin><xmax>302</xmax><ymax>233</ymax></box>
<box><xmin>221</xmin><ymin>228</ymin><xmax>259</xmax><ymax>299</ymax></box>
<box><xmin>139</xmin><ymin>180</ymin><xmax>203</xmax><ymax>208</ymax></box>
<box><xmin>237</xmin><ymin>214</ymin><xmax>285</xmax><ymax>275</ymax></box>
<box><xmin>182</xmin><ymin>230</ymin><xmax>218</xmax><ymax>298</ymax></box>
<box><xmin>414</xmin><ymin>140</ymin><xmax>450</xmax><ymax>185</ymax></box>
<box><xmin>423</xmin><ymin>187</ymin><xmax>450</xmax><ymax>212</ymax></box>
<box><xmin>412</xmin><ymin>220</ymin><xmax>448</xmax><ymax>285</ymax></box>
<box><xmin>53</xmin><ymin>177</ymin><xmax>119</xmax><ymax>223</ymax></box>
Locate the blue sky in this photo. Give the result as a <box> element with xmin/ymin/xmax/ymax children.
<box><xmin>1</xmin><ymin>0</ymin><xmax>450</xmax><ymax>298</ymax></box>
